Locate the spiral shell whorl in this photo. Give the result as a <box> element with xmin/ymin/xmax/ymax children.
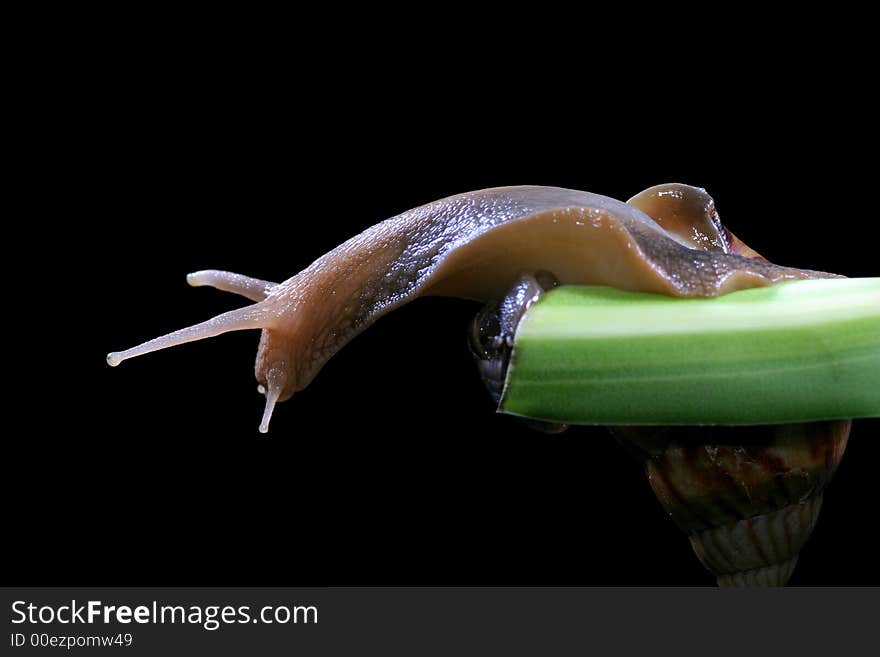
<box><xmin>614</xmin><ymin>420</ymin><xmax>850</xmax><ymax>586</ymax></box>
<box><xmin>690</xmin><ymin>494</ymin><xmax>823</xmax><ymax>587</ymax></box>
<box><xmin>716</xmin><ymin>558</ymin><xmax>800</xmax><ymax>588</ymax></box>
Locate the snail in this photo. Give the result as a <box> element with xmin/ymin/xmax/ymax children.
<box><xmin>107</xmin><ymin>183</ymin><xmax>850</xmax><ymax>586</ymax></box>
<box><xmin>107</xmin><ymin>184</ymin><xmax>831</xmax><ymax>433</ymax></box>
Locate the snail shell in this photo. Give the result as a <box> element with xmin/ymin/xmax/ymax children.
<box><xmin>612</xmin><ymin>421</ymin><xmax>850</xmax><ymax>586</ymax></box>
<box><xmin>466</xmin><ymin>184</ymin><xmax>852</xmax><ymax>585</ymax></box>
<box><xmin>612</xmin><ymin>185</ymin><xmax>852</xmax><ymax>587</ymax></box>
<box><xmin>614</xmin><ymin>185</ymin><xmax>850</xmax><ymax>586</ymax></box>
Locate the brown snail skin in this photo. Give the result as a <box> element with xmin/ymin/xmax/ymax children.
<box><xmin>107</xmin><ymin>183</ymin><xmax>850</xmax><ymax>586</ymax></box>
<box><xmin>106</xmin><ymin>184</ymin><xmax>832</xmax><ymax>432</ymax></box>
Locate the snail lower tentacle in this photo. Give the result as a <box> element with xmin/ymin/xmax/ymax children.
<box><xmin>186</xmin><ymin>270</ymin><xmax>279</xmax><ymax>302</ymax></box>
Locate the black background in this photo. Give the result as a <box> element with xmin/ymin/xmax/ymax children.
<box><xmin>12</xmin><ymin>17</ymin><xmax>878</xmax><ymax>587</ymax></box>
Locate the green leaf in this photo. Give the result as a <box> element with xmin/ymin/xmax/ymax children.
<box><xmin>501</xmin><ymin>278</ymin><xmax>880</xmax><ymax>425</ymax></box>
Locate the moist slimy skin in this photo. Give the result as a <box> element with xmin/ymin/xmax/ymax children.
<box><xmin>106</xmin><ymin>183</ymin><xmax>835</xmax><ymax>432</ymax></box>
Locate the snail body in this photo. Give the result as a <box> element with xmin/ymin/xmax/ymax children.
<box><xmin>107</xmin><ymin>184</ymin><xmax>831</xmax><ymax>432</ymax></box>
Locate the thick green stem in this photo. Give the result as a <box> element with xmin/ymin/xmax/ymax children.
<box><xmin>501</xmin><ymin>278</ymin><xmax>880</xmax><ymax>425</ymax></box>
